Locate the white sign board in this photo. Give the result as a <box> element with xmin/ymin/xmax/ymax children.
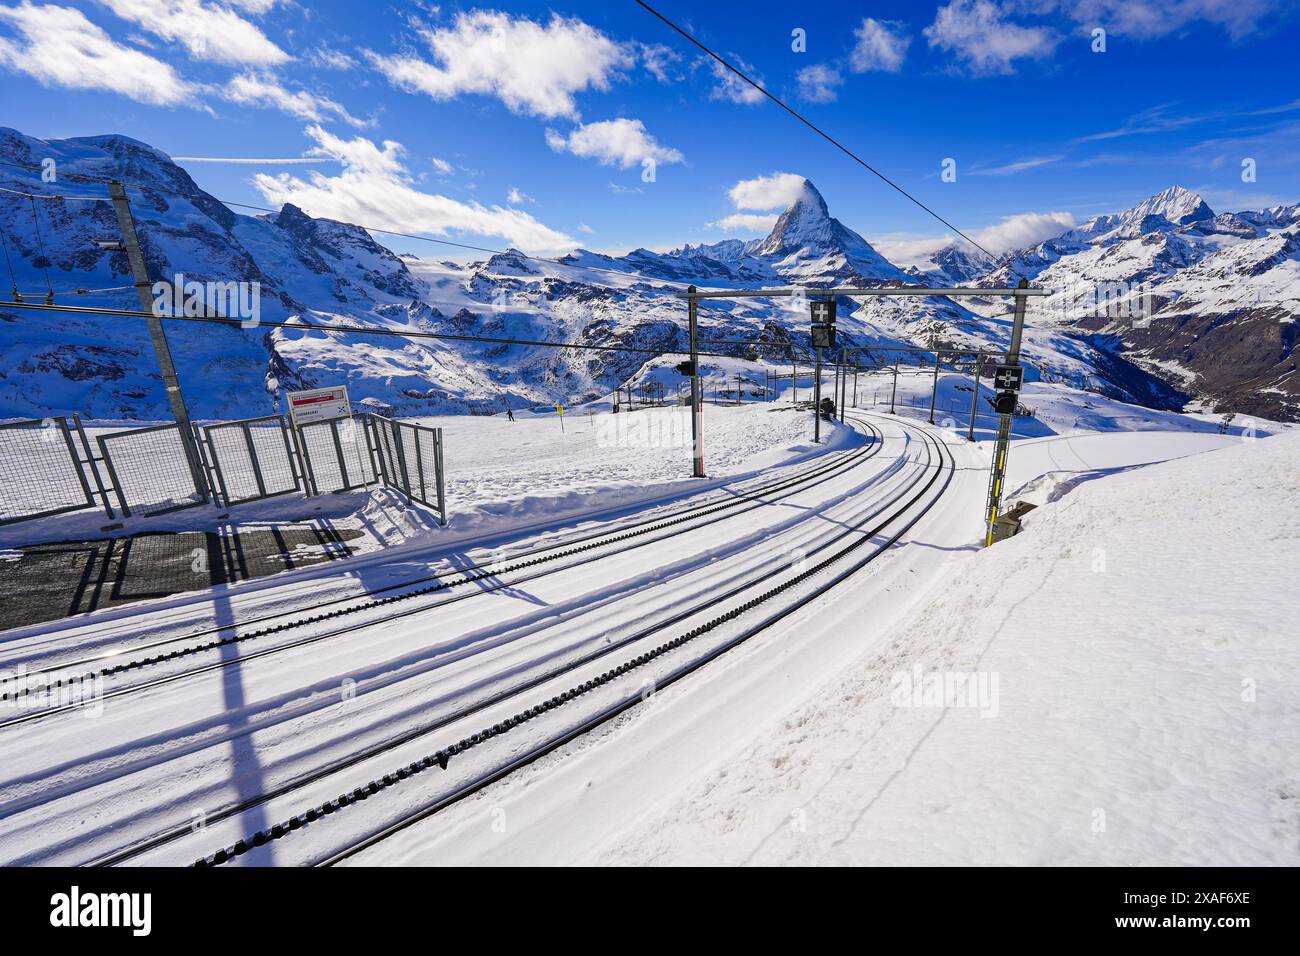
<box><xmin>287</xmin><ymin>385</ymin><xmax>351</xmax><ymax>428</ymax></box>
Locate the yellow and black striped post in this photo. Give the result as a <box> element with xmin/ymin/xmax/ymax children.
<box><xmin>984</xmin><ymin>278</ymin><xmax>1030</xmax><ymax>546</ymax></box>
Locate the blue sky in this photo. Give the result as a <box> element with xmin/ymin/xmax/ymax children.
<box><xmin>2</xmin><ymin>0</ymin><xmax>1298</xmax><ymax>265</ymax></box>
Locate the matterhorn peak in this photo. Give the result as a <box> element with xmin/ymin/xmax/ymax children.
<box><xmin>753</xmin><ymin>179</ymin><xmax>840</xmax><ymax>256</ymax></box>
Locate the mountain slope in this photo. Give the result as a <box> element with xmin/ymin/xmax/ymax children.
<box><xmin>0</xmin><ymin>128</ymin><xmax>1291</xmax><ymax>422</ymax></box>
<box><xmin>981</xmin><ymin>187</ymin><xmax>1300</xmax><ymax>420</ymax></box>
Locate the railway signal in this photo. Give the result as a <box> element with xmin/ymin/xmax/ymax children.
<box><xmin>809</xmin><ymin>299</ymin><xmax>836</xmax><ymax>443</ymax></box>
<box><xmin>983</xmin><ymin>279</ymin><xmax>1032</xmax><ymax>546</ymax></box>
<box><xmin>993</xmin><ymin>364</ymin><xmax>1024</xmax><ymax>391</ymax></box>
<box><xmin>810</xmin><ymin>299</ymin><xmax>836</xmax><ymax>350</ymax></box>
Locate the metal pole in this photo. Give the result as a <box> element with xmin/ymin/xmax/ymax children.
<box><xmin>833</xmin><ymin>353</ymin><xmax>841</xmax><ymax>419</ymax></box>
<box><xmin>813</xmin><ymin>348</ymin><xmax>822</xmax><ymax>443</ymax></box>
<box><xmin>967</xmin><ymin>349</ymin><xmax>984</xmax><ymax>442</ymax></box>
<box><xmin>687</xmin><ymin>286</ymin><xmax>704</xmax><ymax>477</ymax></box>
<box><xmin>792</xmin><ymin>361</ymin><xmax>797</xmax><ymax>403</ymax></box>
<box><xmin>108</xmin><ymin>181</ymin><xmax>208</xmax><ymax>499</ymax></box>
<box><xmin>984</xmin><ymin>279</ymin><xmax>1031</xmax><ymax>546</ymax></box>
<box><xmin>929</xmin><ymin>354</ymin><xmax>941</xmax><ymax>424</ymax></box>
<box><xmin>890</xmin><ymin>362</ymin><xmax>898</xmax><ymax>414</ymax></box>
<box><xmin>839</xmin><ymin>350</ymin><xmax>849</xmax><ymax>418</ymax></box>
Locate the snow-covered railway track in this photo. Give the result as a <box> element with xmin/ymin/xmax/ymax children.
<box><xmin>0</xmin><ymin>418</ymin><xmax>874</xmax><ymax>672</ymax></box>
<box><xmin>0</xmin><ymin>420</ymin><xmax>884</xmax><ymax>732</ymax></box>
<box><xmin>165</xmin><ymin>415</ymin><xmax>956</xmax><ymax>867</ymax></box>
<box><xmin>0</xmin><ymin>415</ymin><xmax>927</xmax><ymax>866</ymax></box>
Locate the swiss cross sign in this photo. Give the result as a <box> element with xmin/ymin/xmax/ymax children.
<box><xmin>810</xmin><ymin>300</ymin><xmax>836</xmax><ymax>324</ymax></box>
<box><xmin>993</xmin><ymin>364</ymin><xmax>1024</xmax><ymax>392</ymax></box>
<box><xmin>287</xmin><ymin>385</ymin><xmax>351</xmax><ymax>427</ymax></box>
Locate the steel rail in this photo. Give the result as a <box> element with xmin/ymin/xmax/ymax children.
<box><xmin>179</xmin><ymin>415</ymin><xmax>952</xmax><ymax>867</ymax></box>
<box><xmin>4</xmin><ymin>419</ymin><xmax>880</xmax><ymax>687</ymax></box>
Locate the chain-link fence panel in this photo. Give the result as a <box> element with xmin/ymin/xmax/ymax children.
<box><xmin>98</xmin><ymin>423</ymin><xmax>206</xmax><ymax>517</ymax></box>
<box><xmin>0</xmin><ymin>417</ymin><xmax>96</xmax><ymax>526</ymax></box>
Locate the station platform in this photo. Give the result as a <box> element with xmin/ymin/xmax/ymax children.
<box><xmin>0</xmin><ymin>524</ymin><xmax>362</xmax><ymax>631</ymax></box>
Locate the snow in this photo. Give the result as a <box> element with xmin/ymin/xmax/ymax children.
<box><xmin>0</xmin><ymin>400</ymin><xmax>850</xmax><ymax>553</ymax></box>
<box><xmin>400</xmin><ymin>429</ymin><xmax>1297</xmax><ymax>866</ymax></box>
<box><xmin>0</xmin><ymin>394</ymin><xmax>1293</xmax><ymax>867</ymax></box>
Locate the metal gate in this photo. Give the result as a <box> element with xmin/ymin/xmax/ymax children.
<box><xmin>295</xmin><ymin>414</ymin><xmax>376</xmax><ymax>495</ymax></box>
<box><xmin>199</xmin><ymin>415</ymin><xmax>302</xmax><ymax>508</ymax></box>
<box><xmin>370</xmin><ymin>415</ymin><xmax>447</xmax><ymax>525</ymax></box>
<box><xmin>0</xmin><ymin>416</ymin><xmax>98</xmax><ymax>526</ymax></box>
<box><xmin>98</xmin><ymin>422</ymin><xmax>207</xmax><ymax>517</ymax></box>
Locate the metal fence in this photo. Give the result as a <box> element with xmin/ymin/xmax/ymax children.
<box><xmin>98</xmin><ymin>423</ymin><xmax>208</xmax><ymax>518</ymax></box>
<box><xmin>0</xmin><ymin>416</ymin><xmax>97</xmax><ymax>526</ymax></box>
<box><xmin>371</xmin><ymin>414</ymin><xmax>447</xmax><ymax>525</ymax></box>
<box><xmin>0</xmin><ymin>411</ymin><xmax>448</xmax><ymax>530</ymax></box>
<box><xmin>296</xmin><ymin>414</ymin><xmax>376</xmax><ymax>495</ymax></box>
<box><xmin>198</xmin><ymin>414</ymin><xmax>301</xmax><ymax>508</ymax></box>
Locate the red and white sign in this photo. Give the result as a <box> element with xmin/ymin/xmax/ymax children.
<box><xmin>287</xmin><ymin>385</ymin><xmax>351</xmax><ymax>427</ymax></box>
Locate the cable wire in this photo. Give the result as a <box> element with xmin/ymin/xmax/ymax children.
<box><xmin>632</xmin><ymin>0</ymin><xmax>1019</xmax><ymax>275</ymax></box>
<box><xmin>26</xmin><ymin>196</ymin><xmax>54</xmax><ymax>302</ymax></box>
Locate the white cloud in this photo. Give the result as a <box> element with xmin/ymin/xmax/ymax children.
<box><xmin>873</xmin><ymin>210</ymin><xmax>1077</xmax><ymax>267</ymax></box>
<box><xmin>639</xmin><ymin>42</ymin><xmax>682</xmax><ymax>83</ymax></box>
<box><xmin>924</xmin><ymin>0</ymin><xmax>1058</xmax><ymax>75</ymax></box>
<box><xmin>224</xmin><ymin>72</ymin><xmax>369</xmax><ymax>127</ymax></box>
<box><xmin>972</xmin><ymin>154</ymin><xmax>1066</xmax><ymax>175</ymax></box>
<box><xmin>95</xmin><ymin>0</ymin><xmax>287</xmax><ymax>66</ymax></box>
<box><xmin>795</xmin><ymin>63</ymin><xmax>842</xmax><ymax>103</ymax></box>
<box><xmin>728</xmin><ymin>172</ymin><xmax>809</xmax><ymax>211</ymax></box>
<box><xmin>577</xmin><ymin>223</ymin><xmax>595</xmax><ymax>234</ymax></box>
<box><xmin>308</xmin><ymin>47</ymin><xmax>357</xmax><ymax>70</ymax></box>
<box><xmin>972</xmin><ymin>209</ymin><xmax>1076</xmax><ymax>252</ymax></box>
<box><xmin>849</xmin><ymin>18</ymin><xmax>911</xmax><ymax>73</ymax></box>
<box><xmin>251</xmin><ymin>125</ymin><xmax>577</xmax><ymax>257</ymax></box>
<box><xmin>710</xmin><ymin>212</ymin><xmax>778</xmax><ymax>233</ymax></box>
<box><xmin>545</xmin><ymin>118</ymin><xmax>684</xmax><ymax>168</ymax></box>
<box><xmin>429</xmin><ymin>156</ymin><xmax>454</xmax><ymax>175</ymax></box>
<box><xmin>506</xmin><ymin>186</ymin><xmax>534</xmax><ymax>205</ymax></box>
<box><xmin>0</xmin><ymin>2</ymin><xmax>194</xmax><ymax>105</ymax></box>
<box><xmin>710</xmin><ymin>172</ymin><xmax>810</xmax><ymax>234</ymax></box>
<box><xmin>1050</xmin><ymin>0</ymin><xmax>1281</xmax><ymax>41</ymax></box>
<box><xmin>707</xmin><ymin>56</ymin><xmax>765</xmax><ymax>105</ymax></box>
<box><xmin>368</xmin><ymin>10</ymin><xmax>632</xmax><ymax>120</ymax></box>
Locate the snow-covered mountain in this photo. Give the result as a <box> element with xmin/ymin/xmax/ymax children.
<box><xmin>980</xmin><ymin>186</ymin><xmax>1299</xmax><ymax>420</ymax></box>
<box><xmin>0</xmin><ymin>126</ymin><xmax>1287</xmax><ymax>422</ymax></box>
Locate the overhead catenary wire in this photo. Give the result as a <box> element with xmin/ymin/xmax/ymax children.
<box><xmin>631</xmin><ymin>0</ymin><xmax>1025</xmax><ymax>279</ymax></box>
<box><xmin>26</xmin><ymin>196</ymin><xmax>54</xmax><ymax>302</ymax></box>
<box><xmin>0</xmin><ymin>183</ymin><xmax>112</xmax><ymax>202</ymax></box>
<box><xmin>0</xmin><ymin>298</ymin><xmax>803</xmax><ymax>360</ymax></box>
<box><xmin>0</xmin><ymin>157</ymin><xmax>1031</xmax><ymax>338</ymax></box>
<box><xmin>0</xmin><ymin>229</ymin><xmax>18</xmax><ymax>299</ymax></box>
<box><xmin>0</xmin><ymin>159</ymin><xmax>712</xmax><ymax>291</ymax></box>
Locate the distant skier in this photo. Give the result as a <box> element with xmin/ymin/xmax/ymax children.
<box><xmin>506</xmin><ymin>408</ymin><xmax>515</xmax><ymax>422</ymax></box>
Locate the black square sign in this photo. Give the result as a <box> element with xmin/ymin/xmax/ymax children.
<box><xmin>810</xmin><ymin>300</ymin><xmax>836</xmax><ymax>324</ymax></box>
<box><xmin>811</xmin><ymin>324</ymin><xmax>836</xmax><ymax>349</ymax></box>
<box><xmin>993</xmin><ymin>364</ymin><xmax>1024</xmax><ymax>391</ymax></box>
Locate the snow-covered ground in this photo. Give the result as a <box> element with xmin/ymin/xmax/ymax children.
<box><xmin>0</xmin><ymin>381</ymin><xmax>1293</xmax><ymax>868</ymax></box>
<box><xmin>385</xmin><ymin>428</ymin><xmax>1297</xmax><ymax>866</ymax></box>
